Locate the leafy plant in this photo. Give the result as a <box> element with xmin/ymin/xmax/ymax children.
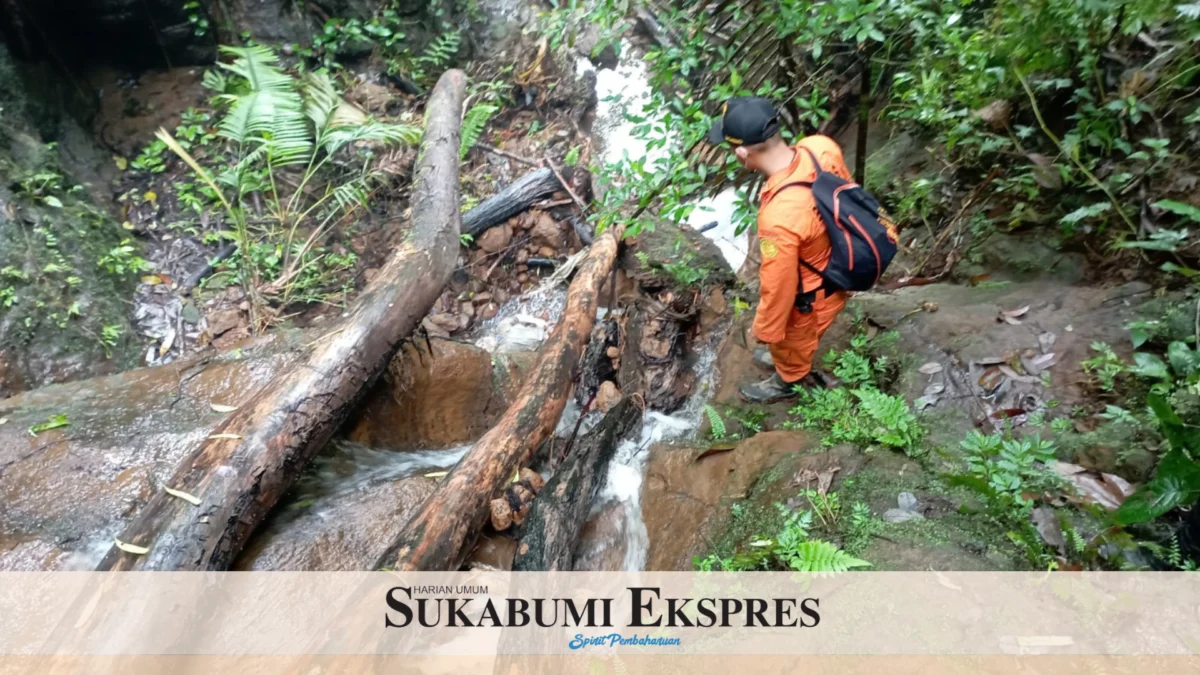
<box><xmin>779</xmin><ymin>540</ymin><xmax>871</xmax><ymax>573</ymax></box>
<box><xmin>1082</xmin><ymin>342</ymin><xmax>1126</xmax><ymax>391</ymax></box>
<box><xmin>1113</xmin><ymin>396</ymin><xmax>1200</xmax><ymax>526</ymax></box>
<box><xmin>704</xmin><ymin>404</ymin><xmax>727</xmax><ymax>440</ymax></box>
<box><xmin>460</xmin><ymin>104</ymin><xmax>498</xmax><ymax>159</ymax></box>
<box><xmin>158</xmin><ymin>45</ymin><xmax>420</xmax><ymax>323</ymax></box>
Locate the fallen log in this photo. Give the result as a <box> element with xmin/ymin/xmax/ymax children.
<box><xmin>461</xmin><ymin>166</ymin><xmax>564</xmax><ymax>237</ymax></box>
<box><xmin>376</xmin><ymin>221</ymin><xmax>626</xmax><ymax>571</ymax></box>
<box><xmin>512</xmin><ymin>397</ymin><xmax>641</xmax><ymax>570</ymax></box>
<box><xmin>95</xmin><ymin>69</ymin><xmax>468</xmax><ymax>571</ymax></box>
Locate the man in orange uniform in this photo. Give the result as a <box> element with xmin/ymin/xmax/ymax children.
<box><xmin>708</xmin><ymin>97</ymin><xmax>850</xmax><ymax>403</ymax></box>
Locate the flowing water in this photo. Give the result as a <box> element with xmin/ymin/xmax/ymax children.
<box><xmin>222</xmin><ymin>25</ymin><xmax>742</xmax><ymax>573</ymax></box>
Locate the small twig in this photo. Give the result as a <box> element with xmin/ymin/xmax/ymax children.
<box><xmin>1015</xmin><ymin>69</ymin><xmax>1137</xmax><ymax>234</ymax></box>
<box><xmin>912</xmin><ymin>168</ymin><xmax>1000</xmax><ymax>277</ymax></box>
<box><xmin>477</xmin><ymin>143</ymin><xmax>539</xmax><ymax>167</ymax></box>
<box><xmin>1194</xmin><ymin>293</ymin><xmax>1199</xmax><ymax>347</ymax></box>
<box><xmin>543</xmin><ymin>158</ymin><xmax>589</xmax><ymax>214</ymax></box>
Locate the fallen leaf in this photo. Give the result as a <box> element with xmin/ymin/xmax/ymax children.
<box><xmin>748</xmin><ymin>539</ymin><xmax>773</xmax><ymax>548</ymax></box>
<box><xmin>921</xmin><ymin>301</ymin><xmax>939</xmax><ymax>313</ymax></box>
<box><xmin>865</xmin><ymin>323</ymin><xmax>879</xmax><ymax>340</ymax></box>
<box><xmin>998</xmin><ymin>364</ymin><xmax>1043</xmax><ymax>384</ymax></box>
<box><xmin>1065</xmin><ymin>324</ymin><xmax>1074</xmax><ymax>332</ymax></box>
<box><xmin>423</xmin><ymin>471</ymin><xmax>449</xmax><ymax>479</ymax></box>
<box><xmin>968</xmin><ymin>273</ymin><xmax>991</xmax><ymax>287</ymax></box>
<box><xmin>978</xmin><ymin>367</ymin><xmax>1006</xmax><ymax>393</ymax></box>
<box><xmin>43</xmin><ymin>196</ymin><xmax>63</xmax><ymax>208</ymax></box>
<box><xmin>0</xmin><ymin>417</ymin><xmax>7</xmax><ymax>425</ymax></box>
<box><xmin>122</xmin><ymin>221</ymin><xmax>135</xmax><ymax>230</ymax></box>
<box><xmin>113</xmin><ymin>537</ymin><xmax>149</xmax><ymax>555</ymax></box>
<box><xmin>113</xmin><ymin>155</ymin><xmax>128</xmax><ymax>171</ymax></box>
<box><xmin>209</xmin><ymin>403</ymin><xmax>238</xmax><ymax>413</ymax></box>
<box><xmin>792</xmin><ymin>465</ymin><xmax>840</xmax><ymax>495</ymax></box>
<box><xmin>1049</xmin><ymin>461</ymin><xmax>1134</xmax><ymax>510</ymax></box>
<box><xmin>28</xmin><ymin>413</ymin><xmax>69</xmax><ymax>436</ymax></box>
<box><xmin>510</xmin><ymin>469</ymin><xmax>520</xmax><ymax>485</ymax></box>
<box><xmin>159</xmin><ymin>328</ymin><xmax>176</xmax><ymax>358</ymax></box>
<box><xmin>998</xmin><ymin>305</ymin><xmax>1030</xmax><ymax>325</ymax></box>
<box><xmin>144</xmin><ymin>190</ymin><xmax>158</xmax><ymax>204</ymax></box>
<box><xmin>973</xmin><ymin>356</ymin><xmax>1008</xmax><ymax>366</ymax></box>
<box><xmin>1031</xmin><ymin>507</ymin><xmax>1066</xmax><ymax>555</ymax></box>
<box><xmin>209</xmin><ymin>433</ymin><xmax>242</xmax><ymax>440</ymax></box>
<box><xmin>164</xmin><ymin>486</ymin><xmax>202</xmax><ymax>506</ymax></box>
<box><xmin>140</xmin><ymin>275</ymin><xmax>162</xmax><ymax>286</ymax></box>
<box><xmin>918</xmin><ymin>362</ymin><xmax>944</xmax><ymax>375</ymax></box>
<box><xmin>990</xmin><ymin>408</ymin><xmax>1029</xmax><ymax>422</ymax></box>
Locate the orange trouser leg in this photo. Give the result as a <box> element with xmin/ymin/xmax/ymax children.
<box><xmin>767</xmin><ymin>291</ymin><xmax>847</xmax><ymax>382</ymax></box>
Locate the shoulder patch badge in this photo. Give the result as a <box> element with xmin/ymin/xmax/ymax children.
<box><xmin>760</xmin><ymin>238</ymin><xmax>779</xmax><ymax>259</ymax></box>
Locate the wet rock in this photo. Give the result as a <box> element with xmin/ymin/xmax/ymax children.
<box><xmin>594</xmin><ymin>381</ymin><xmax>621</xmax><ymax>412</ymax></box>
<box><xmin>479</xmin><ymin>303</ymin><xmax>499</xmax><ymax>321</ymax></box>
<box><xmin>362</xmin><ymin>267</ymin><xmax>380</xmax><ymax>283</ymax></box>
<box><xmin>477</xmin><ymin>224</ymin><xmax>513</xmax><ymax>254</ymax></box>
<box><xmin>898</xmin><ymin>491</ymin><xmax>919</xmax><ymax>511</ymax></box>
<box><xmin>529</xmin><ymin>212</ymin><xmax>563</xmax><ymax>249</ymax></box>
<box><xmin>347</xmin><ymin>82</ymin><xmax>392</xmax><ymax>114</ymax></box>
<box><xmin>573</xmin><ymin>500</ymin><xmax>629</xmax><ymax>570</ymax></box>
<box><xmin>884</xmin><ymin>508</ymin><xmax>924</xmax><ymax>523</ymax></box>
<box><xmin>537</xmin><ymin>246</ymin><xmax>558</xmax><ymax>258</ymax></box>
<box><xmin>461</xmin><ymin>301</ymin><xmax>476</xmax><ymax>318</ymax></box>
<box><xmin>699</xmin><ymin>289</ymin><xmax>728</xmax><ymax>330</ymax></box>
<box><xmin>640</xmin><ymin>432</ymin><xmax>857</xmax><ymax>569</ymax></box>
<box><xmin>515</xmin><ymin>249</ymin><xmax>530</xmax><ymax>264</ymax></box>
<box><xmin>0</xmin><ymin>332</ymin><xmax>307</xmax><ymax>570</ymax></box>
<box><xmin>468</xmin><ymin>536</ymin><xmax>518</xmax><ymax>571</ymax></box>
<box><xmin>517</xmin><ymin>273</ymin><xmax>529</xmax><ymax>284</ymax></box>
<box><xmin>345</xmin><ymin>339</ymin><xmax>534</xmax><ymax>450</ymax></box>
<box><xmin>472</xmin><ymin>292</ymin><xmax>493</xmax><ymax>305</ymax></box>
<box><xmin>207</xmin><ymin>309</ymin><xmax>243</xmax><ymax>337</ymax></box>
<box><xmin>423</xmin><ymin>313</ymin><xmax>460</xmax><ymax>336</ymax></box>
<box><xmin>973</xmin><ymin>100</ymin><xmax>1012</xmax><ymax>130</ymax></box>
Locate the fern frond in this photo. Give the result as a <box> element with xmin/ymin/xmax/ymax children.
<box><xmin>215</xmin><ymin>46</ymin><xmax>312</xmax><ymax>166</ymax></box>
<box><xmin>785</xmin><ymin>540</ymin><xmax>871</xmax><ymax>573</ymax></box>
<box><xmin>460</xmin><ymin>104</ymin><xmax>498</xmax><ymax>159</ymax></box>
<box><xmin>704</xmin><ymin>404</ymin><xmax>726</xmax><ymax>439</ymax></box>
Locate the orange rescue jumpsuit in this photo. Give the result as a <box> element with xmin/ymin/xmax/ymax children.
<box><xmin>752</xmin><ymin>135</ymin><xmax>851</xmax><ymax>383</ymax></box>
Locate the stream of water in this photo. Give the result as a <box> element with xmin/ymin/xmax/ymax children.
<box><xmin>231</xmin><ymin>28</ymin><xmax>746</xmax><ymax>573</ymax></box>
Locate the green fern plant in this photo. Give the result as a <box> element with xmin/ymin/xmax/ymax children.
<box><xmin>460</xmin><ymin>104</ymin><xmax>498</xmax><ymax>159</ymax></box>
<box><xmin>704</xmin><ymin>404</ymin><xmax>727</xmax><ymax>440</ymax></box>
<box><xmin>780</xmin><ymin>540</ymin><xmax>872</xmax><ymax>573</ymax></box>
<box><xmin>412</xmin><ymin>31</ymin><xmax>461</xmax><ymax>85</ymax></box>
<box><xmin>159</xmin><ymin>45</ymin><xmax>421</xmax><ymax>319</ymax></box>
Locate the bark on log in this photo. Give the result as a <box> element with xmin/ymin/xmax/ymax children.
<box><xmin>461</xmin><ymin>166</ymin><xmax>564</xmax><ymax>237</ymax></box>
<box><xmin>574</xmin><ymin>318</ymin><xmax>619</xmax><ymax>408</ymax></box>
<box><xmin>512</xmin><ymin>397</ymin><xmax>641</xmax><ymax>570</ymax></box>
<box><xmin>376</xmin><ymin>222</ymin><xmax>626</xmax><ymax>571</ymax></box>
<box><xmin>94</xmin><ymin>69</ymin><xmax>468</xmax><ymax>571</ymax></box>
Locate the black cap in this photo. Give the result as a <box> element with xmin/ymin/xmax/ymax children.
<box><xmin>707</xmin><ymin>97</ymin><xmax>781</xmax><ymax>146</ymax></box>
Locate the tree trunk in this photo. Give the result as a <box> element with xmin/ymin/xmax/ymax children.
<box><xmin>376</xmin><ymin>222</ymin><xmax>626</xmax><ymax>572</ymax></box>
<box><xmin>461</xmin><ymin>166</ymin><xmax>563</xmax><ymax>237</ymax></box>
<box><xmin>512</xmin><ymin>397</ymin><xmax>641</xmax><ymax>571</ymax></box>
<box><xmin>95</xmin><ymin>69</ymin><xmax>468</xmax><ymax>571</ymax></box>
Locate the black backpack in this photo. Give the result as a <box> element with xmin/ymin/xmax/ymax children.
<box><xmin>776</xmin><ymin>147</ymin><xmax>898</xmax><ymax>313</ymax></box>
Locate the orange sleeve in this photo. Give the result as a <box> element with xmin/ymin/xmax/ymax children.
<box><xmin>752</xmin><ymin>207</ymin><xmax>802</xmax><ymax>344</ymax></box>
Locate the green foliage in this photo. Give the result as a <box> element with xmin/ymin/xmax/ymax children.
<box><xmin>694</xmin><ymin>500</ymin><xmax>870</xmax><ymax>572</ymax></box>
<box><xmin>460</xmin><ymin>104</ymin><xmax>498</xmax><ymax>159</ymax></box>
<box><xmin>1082</xmin><ymin>342</ymin><xmax>1126</xmax><ymax>391</ymax></box>
<box><xmin>1113</xmin><ymin>395</ymin><xmax>1200</xmax><ymax>525</ymax></box>
<box><xmin>780</xmin><ymin>540</ymin><xmax>872</xmax><ymax>573</ymax></box>
<box><xmin>704</xmin><ymin>404</ymin><xmax>727</xmax><ymax>440</ymax></box>
<box><xmin>28</xmin><ymin>413</ymin><xmax>69</xmax><ymax>436</ymax></box>
<box><xmin>158</xmin><ymin>45</ymin><xmax>420</xmax><ymax>320</ymax></box>
<box><xmin>948</xmin><ymin>431</ymin><xmax>1060</xmax><ymax>522</ymax></box>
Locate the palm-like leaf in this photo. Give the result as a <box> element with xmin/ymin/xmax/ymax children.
<box><xmin>784</xmin><ymin>540</ymin><xmax>872</xmax><ymax>572</ymax></box>
<box><xmin>215</xmin><ymin>45</ymin><xmax>312</xmax><ymax>166</ymax></box>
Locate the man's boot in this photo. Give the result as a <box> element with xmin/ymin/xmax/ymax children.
<box><xmin>752</xmin><ymin>346</ymin><xmax>774</xmax><ymax>370</ymax></box>
<box><xmin>739</xmin><ymin>372</ymin><xmax>800</xmax><ymax>404</ymax></box>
